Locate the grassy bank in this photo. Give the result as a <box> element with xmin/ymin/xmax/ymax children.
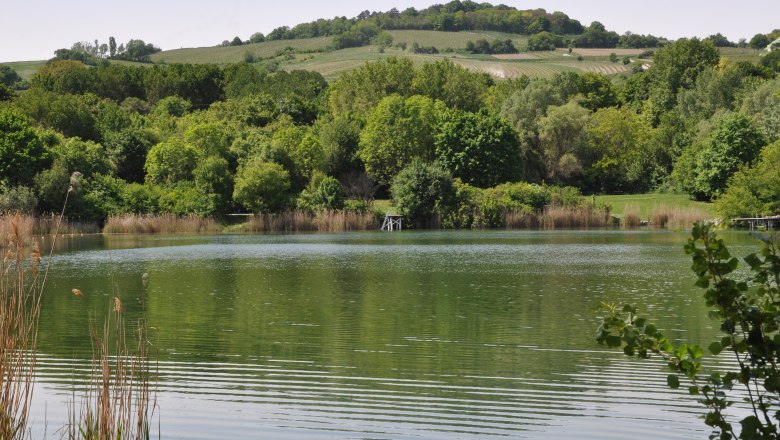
<box><xmin>594</xmin><ymin>193</ymin><xmax>715</xmax><ymax>224</ymax></box>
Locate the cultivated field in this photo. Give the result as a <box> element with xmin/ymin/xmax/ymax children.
<box><xmin>150</xmin><ymin>37</ymin><xmax>332</xmax><ymax>64</ymax></box>
<box><xmin>594</xmin><ymin>193</ymin><xmax>715</xmax><ymax>220</ymax></box>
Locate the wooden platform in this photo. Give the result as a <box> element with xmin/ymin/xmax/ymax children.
<box><xmin>381</xmin><ymin>214</ymin><xmax>402</xmax><ymax>231</ymax></box>
<box><xmin>732</xmin><ymin>215</ymin><xmax>780</xmax><ymax>230</ymax></box>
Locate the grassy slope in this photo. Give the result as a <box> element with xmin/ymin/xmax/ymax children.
<box><xmin>8</xmin><ymin>33</ymin><xmax>762</xmax><ymax>82</ymax></box>
<box><xmin>147</xmin><ymin>31</ymin><xmax>648</xmax><ymax>80</ymax></box>
<box><xmin>594</xmin><ymin>193</ymin><xmax>715</xmax><ymax>219</ymax></box>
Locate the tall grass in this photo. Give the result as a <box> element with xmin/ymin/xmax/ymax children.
<box><xmin>649</xmin><ymin>205</ymin><xmax>711</xmax><ymax>229</ymax></box>
<box><xmin>540</xmin><ymin>205</ymin><xmax>613</xmax><ymax>229</ymax></box>
<box><xmin>502</xmin><ymin>205</ymin><xmax>613</xmax><ymax>229</ymax></box>
<box><xmin>621</xmin><ymin>203</ymin><xmax>641</xmax><ymax>228</ymax></box>
<box><xmin>103</xmin><ymin>214</ymin><xmax>221</xmax><ymax>234</ymax></box>
<box><xmin>0</xmin><ymin>214</ymin><xmax>40</xmax><ymax>439</ymax></box>
<box><xmin>236</xmin><ymin>210</ymin><xmax>378</xmax><ymax>233</ymax></box>
<box><xmin>68</xmin><ymin>297</ymin><xmax>156</xmax><ymax>440</ymax></box>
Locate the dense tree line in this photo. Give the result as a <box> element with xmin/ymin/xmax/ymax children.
<box><xmin>1</xmin><ymin>34</ymin><xmax>779</xmax><ymax>225</ymax></box>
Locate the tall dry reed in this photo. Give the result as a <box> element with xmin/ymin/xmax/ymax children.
<box><xmin>103</xmin><ymin>214</ymin><xmax>221</xmax><ymax>234</ymax></box>
<box><xmin>0</xmin><ymin>215</ymin><xmax>39</xmax><ymax>439</ymax></box>
<box><xmin>621</xmin><ymin>203</ymin><xmax>641</xmax><ymax>228</ymax></box>
<box><xmin>1</xmin><ymin>181</ymin><xmax>72</xmax><ymax>439</ymax></box>
<box><xmin>237</xmin><ymin>210</ymin><xmax>377</xmax><ymax>233</ymax></box>
<box><xmin>539</xmin><ymin>206</ymin><xmax>613</xmax><ymax>229</ymax></box>
<box><xmin>649</xmin><ymin>205</ymin><xmax>711</xmax><ymax>229</ymax></box>
<box><xmin>68</xmin><ymin>296</ymin><xmax>156</xmax><ymax>440</ymax></box>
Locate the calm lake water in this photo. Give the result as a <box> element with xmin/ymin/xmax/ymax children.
<box><xmin>29</xmin><ymin>230</ymin><xmax>760</xmax><ymax>439</ymax></box>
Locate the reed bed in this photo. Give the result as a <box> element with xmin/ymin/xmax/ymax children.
<box><xmin>621</xmin><ymin>203</ymin><xmax>641</xmax><ymax>228</ymax></box>
<box><xmin>237</xmin><ymin>210</ymin><xmax>378</xmax><ymax>233</ymax></box>
<box><xmin>68</xmin><ymin>297</ymin><xmax>157</xmax><ymax>440</ymax></box>
<box><xmin>0</xmin><ymin>214</ymin><xmax>40</xmax><ymax>439</ymax></box>
<box><xmin>103</xmin><ymin>214</ymin><xmax>221</xmax><ymax>234</ymax></box>
<box><xmin>649</xmin><ymin>205</ymin><xmax>711</xmax><ymax>229</ymax></box>
<box><xmin>540</xmin><ymin>206</ymin><xmax>613</xmax><ymax>229</ymax></box>
<box><xmin>502</xmin><ymin>206</ymin><xmax>613</xmax><ymax>229</ymax></box>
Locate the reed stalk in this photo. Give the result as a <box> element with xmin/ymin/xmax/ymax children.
<box><xmin>68</xmin><ymin>297</ymin><xmax>156</xmax><ymax>440</ymax></box>
<box><xmin>621</xmin><ymin>203</ymin><xmax>641</xmax><ymax>228</ymax></box>
<box><xmin>0</xmin><ymin>174</ymin><xmax>74</xmax><ymax>439</ymax></box>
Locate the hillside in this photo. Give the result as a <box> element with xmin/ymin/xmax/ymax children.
<box><xmin>144</xmin><ymin>30</ymin><xmax>640</xmax><ymax>81</ymax></box>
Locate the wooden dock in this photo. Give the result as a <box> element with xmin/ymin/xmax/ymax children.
<box><xmin>381</xmin><ymin>214</ymin><xmax>402</xmax><ymax>231</ymax></box>
<box><xmin>732</xmin><ymin>215</ymin><xmax>780</xmax><ymax>230</ymax></box>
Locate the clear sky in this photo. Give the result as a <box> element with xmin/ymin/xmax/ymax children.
<box><xmin>2</xmin><ymin>0</ymin><xmax>778</xmax><ymax>62</ymax></box>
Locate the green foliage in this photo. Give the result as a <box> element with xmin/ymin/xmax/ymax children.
<box><xmin>597</xmin><ymin>223</ymin><xmax>780</xmax><ymax>439</ymax></box>
<box><xmin>648</xmin><ymin>38</ymin><xmax>720</xmax><ymax>111</ymax></box>
<box><xmin>49</xmin><ymin>137</ymin><xmax>114</xmax><ymax>178</ymax></box>
<box><xmin>13</xmin><ymin>89</ymin><xmax>99</xmax><ymax>141</ymax></box>
<box><xmin>390</xmin><ymin>161</ymin><xmax>455</xmax><ymax>228</ymax></box>
<box><xmin>537</xmin><ymin>102</ymin><xmax>590</xmax><ymax>184</ymax></box>
<box><xmin>434</xmin><ymin>108</ymin><xmax>522</xmax><ymax>187</ymax></box>
<box><xmin>144</xmin><ymin>139</ymin><xmax>199</xmax><ymax>185</ymax></box>
<box><xmin>0</xmin><ymin>65</ymin><xmax>22</xmax><ymax>87</ymax></box>
<box><xmin>328</xmin><ymin>57</ymin><xmax>415</xmax><ymax>116</ymax></box>
<box><xmin>358</xmin><ymin>94</ymin><xmax>442</xmax><ymax>185</ymax></box>
<box><xmin>760</xmin><ymin>50</ymin><xmax>780</xmax><ymax>73</ymax></box>
<box><xmin>574</xmin><ymin>21</ymin><xmax>619</xmax><ymax>48</ymax></box>
<box><xmin>527</xmin><ymin>32</ymin><xmax>564</xmax><ymax>51</ymax></box>
<box><xmin>0</xmin><ymin>185</ymin><xmax>37</xmax><ymax>214</ymax></box>
<box><xmin>0</xmin><ymin>109</ymin><xmax>49</xmax><ymax>186</ymax></box>
<box><xmin>716</xmin><ymin>140</ymin><xmax>780</xmax><ymax>220</ymax></box>
<box><xmin>233</xmin><ymin>160</ymin><xmax>291</xmax><ymax>213</ymax></box>
<box><xmin>296</xmin><ymin>173</ymin><xmax>345</xmax><ymax>212</ymax></box>
<box><xmin>317</xmin><ymin>115</ymin><xmax>362</xmax><ymax>177</ymax></box>
<box><xmin>677</xmin><ymin>112</ymin><xmax>766</xmax><ymax>200</ymax></box>
<box><xmin>194</xmin><ymin>156</ymin><xmax>234</xmax><ymax>213</ymax></box>
<box><xmin>584</xmin><ymin>106</ymin><xmax>653</xmax><ymax>193</ymax></box>
<box><xmin>411</xmin><ymin>59</ymin><xmax>492</xmax><ymax>112</ymax></box>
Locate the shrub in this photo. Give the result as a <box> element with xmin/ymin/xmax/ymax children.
<box><xmin>390</xmin><ymin>161</ymin><xmax>455</xmax><ymax>228</ymax></box>
<box><xmin>297</xmin><ymin>173</ymin><xmax>345</xmax><ymax>213</ymax></box>
<box><xmin>233</xmin><ymin>160</ymin><xmax>291</xmax><ymax>213</ymax></box>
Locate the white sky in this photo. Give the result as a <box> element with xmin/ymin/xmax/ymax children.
<box><xmin>1</xmin><ymin>0</ymin><xmax>778</xmax><ymax>62</ymax></box>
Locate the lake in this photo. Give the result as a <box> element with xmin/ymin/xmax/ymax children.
<box><xmin>28</xmin><ymin>230</ymin><xmax>760</xmax><ymax>439</ymax></box>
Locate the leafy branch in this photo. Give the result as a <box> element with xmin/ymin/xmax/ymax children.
<box><xmin>597</xmin><ymin>223</ymin><xmax>780</xmax><ymax>440</ymax></box>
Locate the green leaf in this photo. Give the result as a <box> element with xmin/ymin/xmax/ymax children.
<box><xmin>605</xmin><ymin>335</ymin><xmax>622</xmax><ymax>347</ymax></box>
<box><xmin>667</xmin><ymin>374</ymin><xmax>680</xmax><ymax>389</ymax></box>
<box><xmin>622</xmin><ymin>304</ymin><xmax>636</xmax><ymax>314</ymax></box>
<box><xmin>688</xmin><ymin>385</ymin><xmax>699</xmax><ymax>395</ymax></box>
<box><xmin>708</xmin><ymin>341</ymin><xmax>722</xmax><ymax>355</ymax></box>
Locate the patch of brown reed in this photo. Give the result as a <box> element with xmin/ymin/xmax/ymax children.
<box><xmin>622</xmin><ymin>203</ymin><xmax>641</xmax><ymax>228</ymax></box>
<box><xmin>237</xmin><ymin>210</ymin><xmax>377</xmax><ymax>233</ymax></box>
<box><xmin>69</xmin><ymin>299</ymin><xmax>157</xmax><ymax>440</ymax></box>
<box><xmin>0</xmin><ymin>214</ymin><xmax>39</xmax><ymax>439</ymax></box>
<box><xmin>103</xmin><ymin>214</ymin><xmax>221</xmax><ymax>234</ymax></box>
<box><xmin>539</xmin><ymin>206</ymin><xmax>613</xmax><ymax>229</ymax></box>
<box><xmin>649</xmin><ymin>205</ymin><xmax>710</xmax><ymax>229</ymax></box>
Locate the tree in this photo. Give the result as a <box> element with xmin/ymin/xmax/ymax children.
<box><xmin>411</xmin><ymin>59</ymin><xmax>491</xmax><ymax>112</ymax></box>
<box><xmin>108</xmin><ymin>36</ymin><xmax>117</xmax><ymax>57</ymax></box>
<box><xmin>230</xmin><ymin>36</ymin><xmax>243</xmax><ymax>46</ymax></box>
<box><xmin>144</xmin><ymin>139</ymin><xmax>199</xmax><ymax>185</ymax></box>
<box><xmin>317</xmin><ymin>115</ymin><xmax>362</xmax><ymax>177</ymax></box>
<box><xmin>597</xmin><ymin>223</ymin><xmax>780</xmax><ymax>440</ymax></box>
<box><xmin>749</xmin><ymin>33</ymin><xmax>770</xmax><ymax>50</ymax></box>
<box><xmin>249</xmin><ymin>32</ymin><xmax>265</xmax><ymax>44</ymax></box>
<box><xmin>0</xmin><ymin>65</ymin><xmax>21</xmax><ymax>87</ymax></box>
<box><xmin>0</xmin><ymin>110</ymin><xmax>49</xmax><ymax>186</ymax></box>
<box><xmin>232</xmin><ymin>160</ymin><xmax>291</xmax><ymax>213</ymax></box>
<box><xmin>648</xmin><ymin>38</ymin><xmax>720</xmax><ymax>112</ymax></box>
<box><xmin>687</xmin><ymin>112</ymin><xmax>766</xmax><ymax>200</ymax></box>
<box><xmin>527</xmin><ymin>32</ymin><xmax>563</xmax><ymax>51</ymax></box>
<box><xmin>434</xmin><ymin>108</ymin><xmax>522</xmax><ymax>187</ymax></box>
<box><xmin>584</xmin><ymin>106</ymin><xmax>653</xmax><ymax>193</ymax></box>
<box><xmin>296</xmin><ymin>173</ymin><xmax>345</xmax><ymax>212</ymax></box>
<box><xmin>390</xmin><ymin>161</ymin><xmax>456</xmax><ymax>228</ymax></box>
<box><xmin>328</xmin><ymin>57</ymin><xmax>415</xmax><ymax>116</ymax></box>
<box><xmin>358</xmin><ymin>95</ymin><xmax>442</xmax><ymax>185</ymax></box>
<box><xmin>715</xmin><ymin>140</ymin><xmax>780</xmax><ymax>220</ymax></box>
<box><xmin>537</xmin><ymin>102</ymin><xmax>590</xmax><ymax>184</ymax></box>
